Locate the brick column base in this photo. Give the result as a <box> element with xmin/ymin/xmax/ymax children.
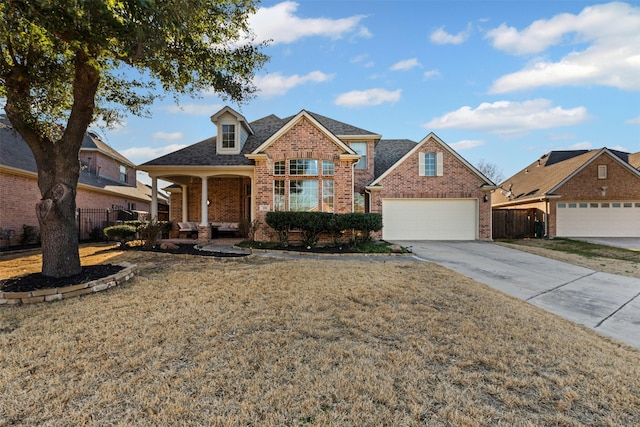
<box><xmin>197</xmin><ymin>225</ymin><xmax>211</xmax><ymax>243</ymax></box>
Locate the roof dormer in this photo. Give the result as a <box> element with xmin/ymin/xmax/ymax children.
<box><xmin>210</xmin><ymin>106</ymin><xmax>254</xmax><ymax>155</ymax></box>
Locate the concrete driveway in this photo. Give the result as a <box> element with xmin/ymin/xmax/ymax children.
<box><xmin>393</xmin><ymin>240</ymin><xmax>640</xmax><ymax>349</ymax></box>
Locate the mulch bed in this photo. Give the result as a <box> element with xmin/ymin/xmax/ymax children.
<box><xmin>1</xmin><ymin>264</ymin><xmax>124</xmax><ymax>293</ymax></box>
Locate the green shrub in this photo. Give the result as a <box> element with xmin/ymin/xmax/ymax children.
<box><xmin>103</xmin><ymin>224</ymin><xmax>137</xmax><ymax>246</ymax></box>
<box><xmin>265</xmin><ymin>211</ymin><xmax>383</xmax><ymax>247</ymax></box>
<box><xmin>290</xmin><ymin>212</ymin><xmax>334</xmax><ymax>248</ymax></box>
<box><xmin>265</xmin><ymin>211</ymin><xmax>292</xmax><ymax>246</ymax></box>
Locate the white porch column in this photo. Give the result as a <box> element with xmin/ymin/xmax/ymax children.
<box><xmin>151</xmin><ymin>176</ymin><xmax>158</xmax><ymax>220</ymax></box>
<box><xmin>181</xmin><ymin>185</ymin><xmax>188</xmax><ymax>223</ymax></box>
<box><xmin>200</xmin><ymin>176</ymin><xmax>208</xmax><ymax>226</ymax></box>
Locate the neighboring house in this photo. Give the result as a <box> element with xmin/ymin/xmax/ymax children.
<box><xmin>140</xmin><ymin>106</ymin><xmax>495</xmax><ymax>242</ymax></box>
<box><xmin>0</xmin><ymin>115</ymin><xmax>167</xmax><ymax>244</ymax></box>
<box><xmin>492</xmin><ymin>148</ymin><xmax>640</xmax><ymax>238</ymax></box>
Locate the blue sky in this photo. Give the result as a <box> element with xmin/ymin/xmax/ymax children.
<box><xmin>99</xmin><ymin>0</ymin><xmax>639</xmax><ymax>184</ymax></box>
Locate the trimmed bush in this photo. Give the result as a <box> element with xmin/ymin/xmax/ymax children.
<box><xmin>265</xmin><ymin>211</ymin><xmax>383</xmax><ymax>247</ymax></box>
<box><xmin>103</xmin><ymin>224</ymin><xmax>137</xmax><ymax>246</ymax></box>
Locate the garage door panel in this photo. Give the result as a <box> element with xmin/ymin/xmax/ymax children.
<box><xmin>557</xmin><ymin>202</ymin><xmax>640</xmax><ymax>237</ymax></box>
<box><xmin>382</xmin><ymin>199</ymin><xmax>477</xmax><ymax>240</ymax></box>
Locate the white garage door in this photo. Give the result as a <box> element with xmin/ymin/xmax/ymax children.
<box><xmin>382</xmin><ymin>199</ymin><xmax>478</xmax><ymax>240</ymax></box>
<box><xmin>556</xmin><ymin>201</ymin><xmax>640</xmax><ymax>237</ymax></box>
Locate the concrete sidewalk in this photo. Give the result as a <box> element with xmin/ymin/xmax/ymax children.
<box><xmin>394</xmin><ymin>240</ymin><xmax>640</xmax><ymax>349</ymax></box>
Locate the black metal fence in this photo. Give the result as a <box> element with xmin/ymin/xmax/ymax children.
<box><xmin>77</xmin><ymin>208</ymin><xmax>139</xmax><ymax>241</ymax></box>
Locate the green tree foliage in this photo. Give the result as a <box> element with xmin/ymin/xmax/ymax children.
<box><xmin>0</xmin><ymin>0</ymin><xmax>268</xmax><ymax>277</ymax></box>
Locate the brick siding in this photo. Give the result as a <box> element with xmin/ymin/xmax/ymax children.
<box><xmin>0</xmin><ymin>171</ymin><xmax>149</xmax><ymax>245</ymax></box>
<box><xmin>370</xmin><ymin>136</ymin><xmax>492</xmax><ymax>239</ymax></box>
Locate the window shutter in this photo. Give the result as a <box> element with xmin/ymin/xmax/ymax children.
<box><xmin>436</xmin><ymin>152</ymin><xmax>443</xmax><ymax>176</ymax></box>
<box><xmin>418</xmin><ymin>152</ymin><xmax>425</xmax><ymax>176</ymax></box>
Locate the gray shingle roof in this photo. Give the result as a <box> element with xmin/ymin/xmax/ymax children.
<box><xmin>374</xmin><ymin>139</ymin><xmax>418</xmax><ymax>179</ymax></box>
<box><xmin>0</xmin><ymin>115</ymin><xmax>151</xmax><ymax>202</ymax></box>
<box><xmin>141</xmin><ymin>111</ymin><xmax>379</xmax><ymax>167</ymax></box>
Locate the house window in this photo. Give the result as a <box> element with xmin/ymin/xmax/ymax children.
<box><xmin>274</xmin><ymin>180</ymin><xmax>285</xmax><ymax>211</ymax></box>
<box><xmin>274</xmin><ymin>160</ymin><xmax>285</xmax><ymax>175</ymax></box>
<box><xmin>354</xmin><ymin>193</ymin><xmax>365</xmax><ymax>213</ymax></box>
<box><xmin>127</xmin><ymin>202</ymin><xmax>136</xmax><ymax>210</ymax></box>
<box><xmin>558</xmin><ymin>203</ymin><xmax>566</xmax><ymax>208</ymax></box>
<box><xmin>289</xmin><ymin>180</ymin><xmax>318</xmax><ymax>211</ymax></box>
<box><xmin>322</xmin><ymin>180</ymin><xmax>334</xmax><ymax>213</ymax></box>
<box><xmin>119</xmin><ymin>165</ymin><xmax>127</xmax><ymax>183</ymax></box>
<box><xmin>289</xmin><ymin>159</ymin><xmax>318</xmax><ymax>176</ymax></box>
<box><xmin>419</xmin><ymin>152</ymin><xmax>443</xmax><ymax>177</ymax></box>
<box><xmin>322</xmin><ymin>160</ymin><xmax>334</xmax><ymax>176</ymax></box>
<box><xmin>424</xmin><ymin>153</ymin><xmax>436</xmax><ymax>176</ymax></box>
<box><xmin>350</xmin><ymin>142</ymin><xmax>367</xmax><ymax>170</ymax></box>
<box><xmin>612</xmin><ymin>202</ymin><xmax>621</xmax><ymax>208</ymax></box>
<box><xmin>222</xmin><ymin>124</ymin><xmax>236</xmax><ymax>149</ymax></box>
<box><xmin>598</xmin><ymin>165</ymin><xmax>607</xmax><ymax>179</ymax></box>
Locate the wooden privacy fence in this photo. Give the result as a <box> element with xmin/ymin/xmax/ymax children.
<box><xmin>492</xmin><ymin>208</ymin><xmax>545</xmax><ymax>239</ymax></box>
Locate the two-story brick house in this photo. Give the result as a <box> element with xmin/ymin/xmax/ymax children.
<box><xmin>140</xmin><ymin>106</ymin><xmax>495</xmax><ymax>242</ymax></box>
<box><xmin>0</xmin><ymin>115</ymin><xmax>165</xmax><ymax>245</ymax></box>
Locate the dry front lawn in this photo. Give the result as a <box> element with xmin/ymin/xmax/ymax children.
<box><xmin>1</xmin><ymin>249</ymin><xmax>639</xmax><ymax>426</ymax></box>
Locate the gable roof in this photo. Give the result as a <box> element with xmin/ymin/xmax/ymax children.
<box><xmin>369</xmin><ymin>132</ymin><xmax>495</xmax><ymax>187</ymax></box>
<box><xmin>629</xmin><ymin>152</ymin><xmax>640</xmax><ymax>169</ymax></box>
<box><xmin>251</xmin><ymin>110</ymin><xmax>359</xmax><ymax>154</ymax></box>
<box><xmin>141</xmin><ymin>110</ymin><xmax>381</xmax><ymax>167</ymax></box>
<box><xmin>493</xmin><ymin>148</ymin><xmax>640</xmax><ymax>206</ymax></box>
<box><xmin>209</xmin><ymin>105</ymin><xmax>254</xmax><ymax>136</ymax></box>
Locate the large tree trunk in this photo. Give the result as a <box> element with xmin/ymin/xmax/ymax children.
<box><xmin>4</xmin><ymin>50</ymin><xmax>100</xmax><ymax>277</ymax></box>
<box><xmin>35</xmin><ymin>166</ymin><xmax>82</xmax><ymax>278</ymax></box>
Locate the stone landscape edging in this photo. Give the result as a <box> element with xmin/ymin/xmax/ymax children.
<box><xmin>0</xmin><ymin>262</ymin><xmax>138</xmax><ymax>306</ymax></box>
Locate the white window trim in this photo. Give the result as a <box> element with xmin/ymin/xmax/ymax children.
<box><xmin>598</xmin><ymin>165</ymin><xmax>607</xmax><ymax>179</ymax></box>
<box><xmin>419</xmin><ymin>152</ymin><xmax>443</xmax><ymax>177</ymax></box>
<box><xmin>217</xmin><ymin>121</ymin><xmax>239</xmax><ymax>154</ymax></box>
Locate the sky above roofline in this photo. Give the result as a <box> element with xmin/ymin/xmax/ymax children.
<box><xmin>3</xmin><ymin>1</ymin><xmax>639</xmax><ymax>185</ymax></box>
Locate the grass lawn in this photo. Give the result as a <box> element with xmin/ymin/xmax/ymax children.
<box><xmin>1</xmin><ymin>246</ymin><xmax>639</xmax><ymax>426</ymax></box>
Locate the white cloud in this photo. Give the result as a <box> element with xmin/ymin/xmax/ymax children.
<box><xmin>625</xmin><ymin>115</ymin><xmax>640</xmax><ymax>125</ymax></box>
<box><xmin>424</xmin><ymin>99</ymin><xmax>590</xmax><ymax>136</ymax></box>
<box><xmin>161</xmin><ymin>104</ymin><xmax>222</xmax><ymax>116</ymax></box>
<box><xmin>430</xmin><ymin>24</ymin><xmax>471</xmax><ymax>45</ymax></box>
<box><xmin>390</xmin><ymin>58</ymin><xmax>420</xmax><ymax>71</ymax></box>
<box><xmin>487</xmin><ymin>2</ymin><xmax>640</xmax><ymax>92</ymax></box>
<box><xmin>423</xmin><ymin>69</ymin><xmax>441</xmax><ymax>80</ymax></box>
<box><xmin>450</xmin><ymin>140</ymin><xmax>485</xmax><ymax>150</ymax></box>
<box><xmin>334</xmin><ymin>88</ymin><xmax>401</xmax><ymax>108</ymax></box>
<box><xmin>121</xmin><ymin>144</ymin><xmax>188</xmax><ymax>164</ymax></box>
<box><xmin>248</xmin><ymin>1</ymin><xmax>370</xmax><ymax>45</ymax></box>
<box><xmin>254</xmin><ymin>71</ymin><xmax>334</xmax><ymax>98</ymax></box>
<box><xmin>152</xmin><ymin>131</ymin><xmax>183</xmax><ymax>141</ymax></box>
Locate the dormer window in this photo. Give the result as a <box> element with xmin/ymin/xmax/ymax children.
<box><xmin>222</xmin><ymin>124</ymin><xmax>236</xmax><ymax>149</ymax></box>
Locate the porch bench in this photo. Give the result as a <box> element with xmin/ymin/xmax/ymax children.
<box><xmin>211</xmin><ymin>222</ymin><xmax>240</xmax><ymax>237</ymax></box>
<box><xmin>177</xmin><ymin>222</ymin><xmax>199</xmax><ymax>238</ymax></box>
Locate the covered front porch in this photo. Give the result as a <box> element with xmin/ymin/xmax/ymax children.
<box><xmin>146</xmin><ymin>167</ymin><xmax>255</xmax><ymax>242</ymax></box>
